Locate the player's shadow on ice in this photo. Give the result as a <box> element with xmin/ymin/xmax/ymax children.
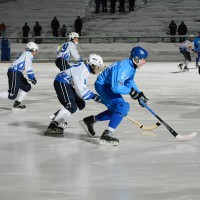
<box><xmin>63</xmin><ymin>131</ymin><xmax>100</xmax><ymax>145</ymax></box>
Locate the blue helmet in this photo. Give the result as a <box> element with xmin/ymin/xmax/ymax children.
<box><xmin>130</xmin><ymin>46</ymin><xmax>148</xmax><ymax>60</ymax></box>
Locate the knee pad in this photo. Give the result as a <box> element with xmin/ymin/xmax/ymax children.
<box><xmin>66</xmin><ymin>103</ymin><xmax>78</xmax><ymax>114</ymax></box>
<box><xmin>8</xmin><ymin>92</ymin><xmax>18</xmax><ymax>100</ymax></box>
<box><xmin>77</xmin><ymin>100</ymin><xmax>85</xmax><ymax>111</ymax></box>
<box><xmin>114</xmin><ymin>101</ymin><xmax>130</xmax><ymax>117</ymax></box>
<box><xmin>23</xmin><ymin>83</ymin><xmax>31</xmax><ymax>92</ymax></box>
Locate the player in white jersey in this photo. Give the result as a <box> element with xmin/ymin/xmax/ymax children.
<box><xmin>44</xmin><ymin>54</ymin><xmax>104</xmax><ymax>137</ymax></box>
<box><xmin>0</xmin><ymin>42</ymin><xmax>38</xmax><ymax>109</ymax></box>
<box><xmin>177</xmin><ymin>34</ymin><xmax>194</xmax><ymax>71</ymax></box>
<box><xmin>55</xmin><ymin>32</ymin><xmax>83</xmax><ymax>71</ymax></box>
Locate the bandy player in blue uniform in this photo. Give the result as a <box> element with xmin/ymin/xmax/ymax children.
<box><xmin>0</xmin><ymin>42</ymin><xmax>38</xmax><ymax>110</ymax></box>
<box><xmin>79</xmin><ymin>46</ymin><xmax>149</xmax><ymax>145</ymax></box>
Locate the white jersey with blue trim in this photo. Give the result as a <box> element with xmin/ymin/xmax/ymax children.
<box><xmin>9</xmin><ymin>50</ymin><xmax>35</xmax><ymax>80</ymax></box>
<box><xmin>56</xmin><ymin>41</ymin><xmax>82</xmax><ymax>63</ymax></box>
<box><xmin>179</xmin><ymin>40</ymin><xmax>194</xmax><ymax>52</ymax></box>
<box><xmin>55</xmin><ymin>62</ymin><xmax>94</xmax><ymax>100</ymax></box>
<box><xmin>96</xmin><ymin>58</ymin><xmax>140</xmax><ymax>95</ymax></box>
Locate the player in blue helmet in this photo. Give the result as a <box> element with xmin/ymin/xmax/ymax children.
<box><xmin>194</xmin><ymin>31</ymin><xmax>200</xmax><ymax>69</ymax></box>
<box><xmin>79</xmin><ymin>46</ymin><xmax>149</xmax><ymax>145</ymax></box>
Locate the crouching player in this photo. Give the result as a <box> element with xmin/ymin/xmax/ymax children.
<box><xmin>0</xmin><ymin>42</ymin><xmax>38</xmax><ymax>110</ymax></box>
<box><xmin>79</xmin><ymin>46</ymin><xmax>149</xmax><ymax>145</ymax></box>
<box><xmin>44</xmin><ymin>54</ymin><xmax>104</xmax><ymax>137</ymax></box>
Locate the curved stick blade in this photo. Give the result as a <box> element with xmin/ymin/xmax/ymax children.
<box><xmin>126</xmin><ymin>116</ymin><xmax>161</xmax><ymax>131</ymax></box>
<box><xmin>176</xmin><ymin>132</ymin><xmax>197</xmax><ymax>141</ymax></box>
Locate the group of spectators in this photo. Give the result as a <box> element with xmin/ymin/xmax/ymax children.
<box><xmin>95</xmin><ymin>0</ymin><xmax>136</xmax><ymax>13</ymax></box>
<box><xmin>168</xmin><ymin>20</ymin><xmax>188</xmax><ymax>43</ymax></box>
<box><xmin>21</xmin><ymin>16</ymin><xmax>83</xmax><ymax>44</ymax></box>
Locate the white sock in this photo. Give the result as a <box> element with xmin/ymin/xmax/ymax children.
<box><xmin>0</xmin><ymin>91</ymin><xmax>8</xmax><ymax>99</ymax></box>
<box><xmin>16</xmin><ymin>90</ymin><xmax>27</xmax><ymax>102</ymax></box>
<box><xmin>54</xmin><ymin>107</ymin><xmax>71</xmax><ymax>124</ymax></box>
<box><xmin>107</xmin><ymin>127</ymin><xmax>115</xmax><ymax>133</ymax></box>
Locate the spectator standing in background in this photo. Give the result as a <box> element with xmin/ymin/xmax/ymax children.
<box><xmin>22</xmin><ymin>22</ymin><xmax>30</xmax><ymax>43</ymax></box>
<box><xmin>169</xmin><ymin>20</ymin><xmax>177</xmax><ymax>43</ymax></box>
<box><xmin>119</xmin><ymin>0</ymin><xmax>125</xmax><ymax>12</ymax></box>
<box><xmin>129</xmin><ymin>0</ymin><xmax>136</xmax><ymax>11</ymax></box>
<box><xmin>60</xmin><ymin>24</ymin><xmax>67</xmax><ymax>37</ymax></box>
<box><xmin>110</xmin><ymin>0</ymin><xmax>117</xmax><ymax>13</ymax></box>
<box><xmin>33</xmin><ymin>21</ymin><xmax>42</xmax><ymax>44</ymax></box>
<box><xmin>101</xmin><ymin>0</ymin><xmax>107</xmax><ymax>12</ymax></box>
<box><xmin>95</xmin><ymin>0</ymin><xmax>101</xmax><ymax>13</ymax></box>
<box><xmin>74</xmin><ymin>16</ymin><xmax>82</xmax><ymax>36</ymax></box>
<box><xmin>51</xmin><ymin>17</ymin><xmax>60</xmax><ymax>37</ymax></box>
<box><xmin>0</xmin><ymin>22</ymin><xmax>6</xmax><ymax>36</ymax></box>
<box><xmin>178</xmin><ymin>21</ymin><xmax>187</xmax><ymax>43</ymax></box>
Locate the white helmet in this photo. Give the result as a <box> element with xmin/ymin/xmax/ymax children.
<box><xmin>87</xmin><ymin>54</ymin><xmax>104</xmax><ymax>74</ymax></box>
<box><xmin>188</xmin><ymin>34</ymin><xmax>195</xmax><ymax>42</ymax></box>
<box><xmin>69</xmin><ymin>32</ymin><xmax>79</xmax><ymax>40</ymax></box>
<box><xmin>26</xmin><ymin>42</ymin><xmax>39</xmax><ymax>52</ymax></box>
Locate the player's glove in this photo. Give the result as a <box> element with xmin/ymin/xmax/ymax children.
<box><xmin>129</xmin><ymin>88</ymin><xmax>148</xmax><ymax>107</ymax></box>
<box><xmin>92</xmin><ymin>94</ymin><xmax>101</xmax><ymax>103</ymax></box>
<box><xmin>30</xmin><ymin>78</ymin><xmax>37</xmax><ymax>85</ymax></box>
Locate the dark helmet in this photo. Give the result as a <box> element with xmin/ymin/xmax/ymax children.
<box><xmin>130</xmin><ymin>46</ymin><xmax>148</xmax><ymax>60</ymax></box>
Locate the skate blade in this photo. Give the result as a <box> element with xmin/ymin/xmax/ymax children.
<box><xmin>12</xmin><ymin>108</ymin><xmax>26</xmax><ymax>111</ymax></box>
<box><xmin>79</xmin><ymin>120</ymin><xmax>94</xmax><ymax>137</ymax></box>
<box><xmin>44</xmin><ymin>132</ymin><xmax>63</xmax><ymax>138</ymax></box>
<box><xmin>177</xmin><ymin>65</ymin><xmax>182</xmax><ymax>71</ymax></box>
<box><xmin>44</xmin><ymin>129</ymin><xmax>63</xmax><ymax>137</ymax></box>
<box><xmin>99</xmin><ymin>139</ymin><xmax>119</xmax><ymax>146</ymax></box>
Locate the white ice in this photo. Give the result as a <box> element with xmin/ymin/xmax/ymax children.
<box><xmin>0</xmin><ymin>62</ymin><xmax>200</xmax><ymax>200</ymax></box>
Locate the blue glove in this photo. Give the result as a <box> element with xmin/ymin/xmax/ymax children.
<box><xmin>92</xmin><ymin>94</ymin><xmax>101</xmax><ymax>103</ymax></box>
<box><xmin>30</xmin><ymin>78</ymin><xmax>37</xmax><ymax>85</ymax></box>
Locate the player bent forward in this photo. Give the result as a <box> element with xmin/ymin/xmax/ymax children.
<box><xmin>0</xmin><ymin>42</ymin><xmax>38</xmax><ymax>109</ymax></box>
<box><xmin>44</xmin><ymin>54</ymin><xmax>104</xmax><ymax>137</ymax></box>
<box><xmin>177</xmin><ymin>34</ymin><xmax>194</xmax><ymax>72</ymax></box>
<box><xmin>79</xmin><ymin>46</ymin><xmax>149</xmax><ymax>145</ymax></box>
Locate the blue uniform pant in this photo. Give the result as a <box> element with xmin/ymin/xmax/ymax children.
<box><xmin>95</xmin><ymin>83</ymin><xmax>130</xmax><ymax>130</ymax></box>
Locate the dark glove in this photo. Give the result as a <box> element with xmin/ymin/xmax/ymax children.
<box><xmin>92</xmin><ymin>94</ymin><xmax>101</xmax><ymax>103</ymax></box>
<box><xmin>137</xmin><ymin>92</ymin><xmax>148</xmax><ymax>107</ymax></box>
<box><xmin>129</xmin><ymin>88</ymin><xmax>148</xmax><ymax>107</ymax></box>
<box><xmin>30</xmin><ymin>78</ymin><xmax>37</xmax><ymax>85</ymax></box>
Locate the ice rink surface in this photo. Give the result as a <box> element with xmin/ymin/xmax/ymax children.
<box><xmin>0</xmin><ymin>62</ymin><xmax>200</xmax><ymax>200</ymax></box>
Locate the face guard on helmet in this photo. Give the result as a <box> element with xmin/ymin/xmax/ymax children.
<box><xmin>87</xmin><ymin>54</ymin><xmax>104</xmax><ymax>74</ymax></box>
<box><xmin>188</xmin><ymin>34</ymin><xmax>194</xmax><ymax>42</ymax></box>
<box><xmin>130</xmin><ymin>46</ymin><xmax>148</xmax><ymax>68</ymax></box>
<box><xmin>69</xmin><ymin>32</ymin><xmax>79</xmax><ymax>44</ymax></box>
<box><xmin>26</xmin><ymin>42</ymin><xmax>39</xmax><ymax>57</ymax></box>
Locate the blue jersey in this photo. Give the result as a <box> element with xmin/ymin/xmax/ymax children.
<box><xmin>96</xmin><ymin>58</ymin><xmax>140</xmax><ymax>95</ymax></box>
<box><xmin>194</xmin><ymin>36</ymin><xmax>200</xmax><ymax>51</ymax></box>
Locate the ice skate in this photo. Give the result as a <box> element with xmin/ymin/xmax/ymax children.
<box><xmin>183</xmin><ymin>66</ymin><xmax>189</xmax><ymax>72</ymax></box>
<box><xmin>177</xmin><ymin>63</ymin><xmax>183</xmax><ymax>71</ymax></box>
<box><xmin>196</xmin><ymin>63</ymin><xmax>200</xmax><ymax>68</ymax></box>
<box><xmin>99</xmin><ymin>130</ymin><xmax>119</xmax><ymax>146</ymax></box>
<box><xmin>12</xmin><ymin>101</ymin><xmax>26</xmax><ymax>111</ymax></box>
<box><xmin>49</xmin><ymin>114</ymin><xmax>67</xmax><ymax>129</ymax></box>
<box><xmin>79</xmin><ymin>115</ymin><xmax>96</xmax><ymax>137</ymax></box>
<box><xmin>44</xmin><ymin>121</ymin><xmax>64</xmax><ymax>137</ymax></box>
